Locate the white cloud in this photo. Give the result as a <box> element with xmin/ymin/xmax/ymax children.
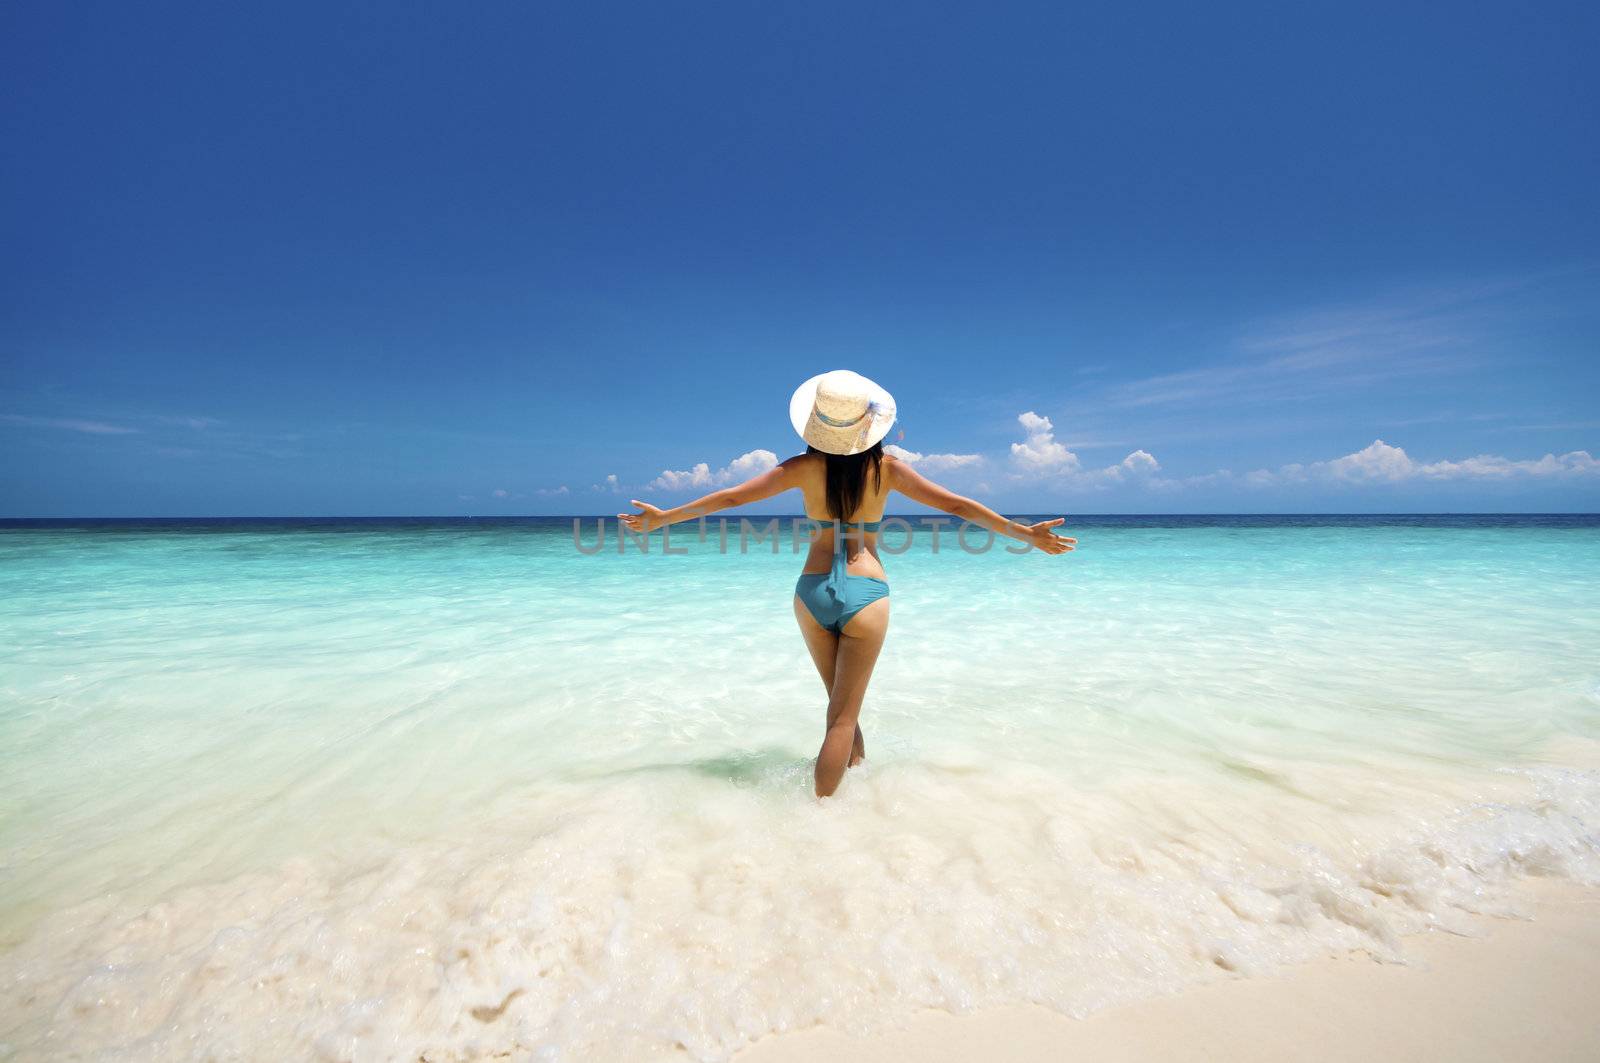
<box><xmin>1009</xmin><ymin>412</ymin><xmax>1078</xmax><ymax>471</ymax></box>
<box><xmin>1322</xmin><ymin>440</ymin><xmax>1418</xmax><ymax>482</ymax></box>
<box><xmin>1411</xmin><ymin>449</ymin><xmax>1598</xmax><ymax>480</ymax></box>
<box><xmin>492</xmin><ymin>488</ymin><xmax>509</xmax><ymax>499</ymax></box>
<box><xmin>1004</xmin><ymin>412</ymin><xmax>1159</xmax><ymax>488</ymax></box>
<box><xmin>885</xmin><ymin>444</ymin><xmax>983</xmax><ymax>472</ymax></box>
<box><xmin>653</xmin><ymin>463</ymin><xmax>715</xmax><ymax>490</ymax></box>
<box><xmin>1075</xmin><ymin>282</ymin><xmax>1525</xmax><ymax>419</ymax></box>
<box><xmin>591</xmin><ymin>473</ymin><xmax>621</xmax><ymax>493</ymax></box>
<box><xmin>1106</xmin><ymin>449</ymin><xmax>1161</xmax><ymax>480</ymax></box>
<box><xmin>536</xmin><ymin>485</ymin><xmax>571</xmax><ymax>496</ymax></box>
<box><xmin>724</xmin><ymin>449</ymin><xmax>779</xmax><ymax>479</ymax></box>
<box><xmin>1245</xmin><ymin>440</ymin><xmax>1599</xmax><ymax>486</ymax></box>
<box><xmin>1057</xmin><ymin>448</ymin><xmax>1165</xmax><ymax>489</ymax></box>
<box><xmin>650</xmin><ymin>449</ymin><xmax>778</xmax><ymax>491</ymax></box>
<box><xmin>988</xmin><ymin>411</ymin><xmax>1597</xmax><ymax>495</ymax></box>
<box><xmin>0</xmin><ymin>413</ymin><xmax>139</xmax><ymax>435</ymax></box>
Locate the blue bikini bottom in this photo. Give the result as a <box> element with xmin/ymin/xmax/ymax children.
<box><xmin>795</xmin><ymin>518</ymin><xmax>890</xmax><ymax>634</ymax></box>
<box><xmin>795</xmin><ymin>571</ymin><xmax>889</xmax><ymax>634</ymax></box>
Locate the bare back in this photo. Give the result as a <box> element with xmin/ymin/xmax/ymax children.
<box><xmin>792</xmin><ymin>452</ymin><xmax>896</xmax><ymax>579</ymax></box>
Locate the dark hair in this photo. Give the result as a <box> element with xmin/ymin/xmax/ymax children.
<box><xmin>807</xmin><ymin>442</ymin><xmax>884</xmax><ymax>521</ymax></box>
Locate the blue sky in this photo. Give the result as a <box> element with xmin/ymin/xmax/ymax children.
<box><xmin>2</xmin><ymin>1</ymin><xmax>1597</xmax><ymax>516</ymax></box>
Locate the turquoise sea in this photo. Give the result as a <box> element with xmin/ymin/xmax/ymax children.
<box><xmin>2</xmin><ymin>515</ymin><xmax>1599</xmax><ymax>1061</ymax></box>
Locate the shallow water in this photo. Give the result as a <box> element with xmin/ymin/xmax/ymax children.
<box><xmin>2</xmin><ymin>515</ymin><xmax>1598</xmax><ymax>1061</ymax></box>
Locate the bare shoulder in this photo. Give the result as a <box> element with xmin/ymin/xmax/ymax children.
<box><xmin>882</xmin><ymin>451</ymin><xmax>915</xmax><ymax>482</ymax></box>
<box><xmin>778</xmin><ymin>452</ymin><xmax>819</xmax><ymax>474</ymax></box>
<box><xmin>778</xmin><ymin>452</ymin><xmax>821</xmax><ymax>483</ymax></box>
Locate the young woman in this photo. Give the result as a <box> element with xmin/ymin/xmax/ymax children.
<box><xmin>619</xmin><ymin>370</ymin><xmax>1075</xmax><ymax>797</ymax></box>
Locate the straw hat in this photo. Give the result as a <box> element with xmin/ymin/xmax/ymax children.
<box><xmin>789</xmin><ymin>370</ymin><xmax>897</xmax><ymax>456</ymax></box>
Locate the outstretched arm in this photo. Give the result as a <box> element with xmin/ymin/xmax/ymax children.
<box><xmin>619</xmin><ymin>456</ymin><xmax>800</xmax><ymax>533</ymax></box>
<box><xmin>888</xmin><ymin>459</ymin><xmax>1076</xmax><ymax>555</ymax></box>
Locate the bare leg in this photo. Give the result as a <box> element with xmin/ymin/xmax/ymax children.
<box><xmin>813</xmin><ymin>598</ymin><xmax>889</xmax><ymax>797</ymax></box>
<box><xmin>794</xmin><ymin>597</ymin><xmax>865</xmax><ymax>765</ymax></box>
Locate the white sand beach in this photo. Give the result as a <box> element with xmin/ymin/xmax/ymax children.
<box><xmin>737</xmin><ymin>880</ymin><xmax>1600</xmax><ymax>1062</ymax></box>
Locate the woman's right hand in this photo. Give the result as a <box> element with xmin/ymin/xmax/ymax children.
<box><xmin>618</xmin><ymin>500</ymin><xmax>667</xmax><ymax>534</ymax></box>
<box><xmin>1025</xmin><ymin>518</ymin><xmax>1076</xmax><ymax>554</ymax></box>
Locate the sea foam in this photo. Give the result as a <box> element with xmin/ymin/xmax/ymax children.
<box><xmin>2</xmin><ymin>755</ymin><xmax>1597</xmax><ymax>1062</ymax></box>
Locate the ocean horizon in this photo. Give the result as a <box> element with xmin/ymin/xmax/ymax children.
<box><xmin>5</xmin><ymin>512</ymin><xmax>1598</xmax><ymax>522</ymax></box>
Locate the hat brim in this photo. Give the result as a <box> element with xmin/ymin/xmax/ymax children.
<box><xmin>789</xmin><ymin>371</ymin><xmax>897</xmax><ymax>456</ymax></box>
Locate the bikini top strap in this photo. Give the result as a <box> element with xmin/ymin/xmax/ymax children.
<box><xmin>808</xmin><ymin>519</ymin><xmax>882</xmax><ymax>607</ymax></box>
<box><xmin>805</xmin><ymin>519</ymin><xmax>883</xmax><ymax>532</ymax></box>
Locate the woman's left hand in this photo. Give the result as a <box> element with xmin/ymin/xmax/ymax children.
<box><xmin>1026</xmin><ymin>518</ymin><xmax>1076</xmax><ymax>554</ymax></box>
<box><xmin>618</xmin><ymin>500</ymin><xmax>666</xmax><ymax>534</ymax></box>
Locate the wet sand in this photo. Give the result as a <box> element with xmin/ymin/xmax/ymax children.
<box><xmin>737</xmin><ymin>880</ymin><xmax>1600</xmax><ymax>1063</ymax></box>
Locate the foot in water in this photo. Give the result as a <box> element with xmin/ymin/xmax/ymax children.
<box><xmin>849</xmin><ymin>725</ymin><xmax>865</xmax><ymax>767</ymax></box>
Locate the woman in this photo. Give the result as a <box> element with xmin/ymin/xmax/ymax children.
<box><xmin>620</xmin><ymin>370</ymin><xmax>1075</xmax><ymax>797</ymax></box>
